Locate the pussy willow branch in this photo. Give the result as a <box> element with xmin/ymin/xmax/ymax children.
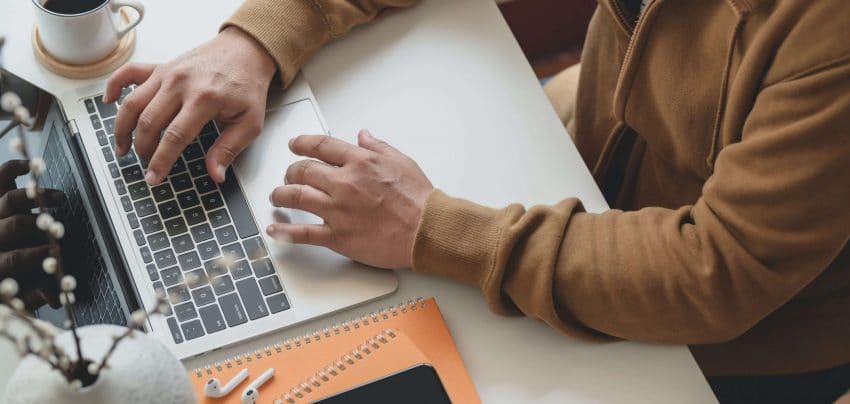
<box><xmin>0</xmin><ymin>120</ymin><xmax>20</xmax><ymax>140</ymax></box>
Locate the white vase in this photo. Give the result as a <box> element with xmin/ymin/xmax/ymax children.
<box><xmin>4</xmin><ymin>324</ymin><xmax>196</xmax><ymax>404</ymax></box>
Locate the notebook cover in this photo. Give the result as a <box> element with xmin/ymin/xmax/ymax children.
<box><xmin>190</xmin><ymin>297</ymin><xmax>479</xmax><ymax>403</ymax></box>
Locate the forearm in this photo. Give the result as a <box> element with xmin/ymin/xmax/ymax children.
<box><xmin>223</xmin><ymin>0</ymin><xmax>420</xmax><ymax>86</ymax></box>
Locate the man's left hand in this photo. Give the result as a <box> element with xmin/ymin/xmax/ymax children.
<box><xmin>268</xmin><ymin>130</ymin><xmax>434</xmax><ymax>269</ymax></box>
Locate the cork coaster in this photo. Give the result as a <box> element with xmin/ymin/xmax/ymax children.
<box><xmin>32</xmin><ymin>9</ymin><xmax>136</xmax><ymax>80</ymax></box>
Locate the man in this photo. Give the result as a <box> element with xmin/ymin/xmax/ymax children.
<box><xmin>101</xmin><ymin>0</ymin><xmax>850</xmax><ymax>402</ymax></box>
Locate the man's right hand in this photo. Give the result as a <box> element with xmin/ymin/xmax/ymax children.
<box><xmin>104</xmin><ymin>26</ymin><xmax>277</xmax><ymax>185</ymax></box>
<box><xmin>0</xmin><ymin>160</ymin><xmax>65</xmax><ymax>310</ymax></box>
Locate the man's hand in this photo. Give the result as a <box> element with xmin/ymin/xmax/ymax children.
<box><xmin>0</xmin><ymin>160</ymin><xmax>65</xmax><ymax>310</ymax></box>
<box><xmin>268</xmin><ymin>130</ymin><xmax>434</xmax><ymax>269</ymax></box>
<box><xmin>104</xmin><ymin>26</ymin><xmax>277</xmax><ymax>185</ymax></box>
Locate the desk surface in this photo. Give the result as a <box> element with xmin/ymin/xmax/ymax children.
<box><xmin>0</xmin><ymin>1</ymin><xmax>716</xmax><ymax>402</ymax></box>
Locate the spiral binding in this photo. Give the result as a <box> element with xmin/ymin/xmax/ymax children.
<box><xmin>273</xmin><ymin>328</ymin><xmax>399</xmax><ymax>404</ymax></box>
<box><xmin>193</xmin><ymin>297</ymin><xmax>426</xmax><ymax>378</ymax></box>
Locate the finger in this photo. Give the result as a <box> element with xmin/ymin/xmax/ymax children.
<box><xmin>288</xmin><ymin>135</ymin><xmax>362</xmax><ymax>166</ymax></box>
<box><xmin>0</xmin><ymin>245</ymin><xmax>55</xmax><ymax>289</ymax></box>
<box><xmin>0</xmin><ymin>215</ymin><xmax>49</xmax><ymax>250</ymax></box>
<box><xmin>114</xmin><ymin>79</ymin><xmax>161</xmax><ymax>156</ymax></box>
<box><xmin>104</xmin><ymin>63</ymin><xmax>156</xmax><ymax>103</ymax></box>
<box><xmin>146</xmin><ymin>102</ymin><xmax>216</xmax><ymax>185</ymax></box>
<box><xmin>284</xmin><ymin>160</ymin><xmax>336</xmax><ymax>192</ymax></box>
<box><xmin>357</xmin><ymin>129</ymin><xmax>399</xmax><ymax>155</ymax></box>
<box><xmin>266</xmin><ymin>223</ymin><xmax>334</xmax><ymax>247</ymax></box>
<box><xmin>134</xmin><ymin>90</ymin><xmax>182</xmax><ymax>164</ymax></box>
<box><xmin>269</xmin><ymin>184</ymin><xmax>333</xmax><ymax>217</ymax></box>
<box><xmin>0</xmin><ymin>160</ymin><xmax>29</xmax><ymax>195</ymax></box>
<box><xmin>0</xmin><ymin>189</ymin><xmax>65</xmax><ymax>218</ymax></box>
<box><xmin>206</xmin><ymin>114</ymin><xmax>263</xmax><ymax>183</ymax></box>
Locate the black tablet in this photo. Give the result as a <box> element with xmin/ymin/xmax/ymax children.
<box><xmin>313</xmin><ymin>364</ymin><xmax>452</xmax><ymax>404</ymax></box>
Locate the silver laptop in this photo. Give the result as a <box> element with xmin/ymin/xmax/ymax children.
<box><xmin>2</xmin><ymin>70</ymin><xmax>397</xmax><ymax>359</ymax></box>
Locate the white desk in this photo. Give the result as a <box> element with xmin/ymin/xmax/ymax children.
<box><xmin>0</xmin><ymin>1</ymin><xmax>716</xmax><ymax>402</ymax></box>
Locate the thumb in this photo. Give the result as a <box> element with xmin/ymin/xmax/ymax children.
<box><xmin>206</xmin><ymin>117</ymin><xmax>262</xmax><ymax>183</ymax></box>
<box><xmin>357</xmin><ymin>129</ymin><xmax>397</xmax><ymax>155</ymax></box>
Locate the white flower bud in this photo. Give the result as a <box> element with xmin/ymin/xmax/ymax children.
<box><xmin>70</xmin><ymin>379</ymin><xmax>83</xmax><ymax>391</ymax></box>
<box><xmin>29</xmin><ymin>158</ymin><xmax>46</xmax><ymax>175</ymax></box>
<box><xmin>217</xmin><ymin>253</ymin><xmax>236</xmax><ymax>269</ymax></box>
<box><xmin>0</xmin><ymin>92</ymin><xmax>22</xmax><ymax>112</ymax></box>
<box><xmin>16</xmin><ymin>336</ymin><xmax>30</xmax><ymax>355</ymax></box>
<box><xmin>10</xmin><ymin>298</ymin><xmax>24</xmax><ymax>311</ymax></box>
<box><xmin>87</xmin><ymin>362</ymin><xmax>100</xmax><ymax>376</ymax></box>
<box><xmin>49</xmin><ymin>222</ymin><xmax>65</xmax><ymax>239</ymax></box>
<box><xmin>0</xmin><ymin>278</ymin><xmax>19</xmax><ymax>298</ymax></box>
<box><xmin>61</xmin><ymin>275</ymin><xmax>76</xmax><ymax>292</ymax></box>
<box><xmin>64</xmin><ymin>319</ymin><xmax>73</xmax><ymax>328</ymax></box>
<box><xmin>8</xmin><ymin>137</ymin><xmax>23</xmax><ymax>155</ymax></box>
<box><xmin>59</xmin><ymin>356</ymin><xmax>70</xmax><ymax>368</ymax></box>
<box><xmin>13</xmin><ymin>106</ymin><xmax>30</xmax><ymax>123</ymax></box>
<box><xmin>59</xmin><ymin>292</ymin><xmax>76</xmax><ymax>305</ymax></box>
<box><xmin>25</xmin><ymin>181</ymin><xmax>37</xmax><ymax>200</ymax></box>
<box><xmin>130</xmin><ymin>309</ymin><xmax>147</xmax><ymax>324</ymax></box>
<box><xmin>155</xmin><ymin>301</ymin><xmax>169</xmax><ymax>314</ymax></box>
<box><xmin>36</xmin><ymin>213</ymin><xmax>54</xmax><ymax>230</ymax></box>
<box><xmin>42</xmin><ymin>257</ymin><xmax>58</xmax><ymax>274</ymax></box>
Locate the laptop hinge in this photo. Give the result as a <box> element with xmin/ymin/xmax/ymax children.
<box><xmin>67</xmin><ymin>119</ymin><xmax>79</xmax><ymax>136</ymax></box>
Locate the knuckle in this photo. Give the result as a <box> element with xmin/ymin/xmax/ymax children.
<box><xmin>312</xmin><ymin>136</ymin><xmax>331</xmax><ymax>155</ymax></box>
<box><xmin>136</xmin><ymin>112</ymin><xmax>158</xmax><ymax>133</ymax></box>
<box><xmin>215</xmin><ymin>143</ymin><xmax>238</xmax><ymax>162</ymax></box>
<box><xmin>193</xmin><ymin>88</ymin><xmax>219</xmax><ymax>104</ymax></box>
<box><xmin>291</xmin><ymin>186</ymin><xmax>304</xmax><ymax>207</ymax></box>
<box><xmin>168</xmin><ymin>67</ymin><xmax>191</xmax><ymax>83</ymax></box>
<box><xmin>121</xmin><ymin>95</ymin><xmax>144</xmax><ymax>113</ymax></box>
<box><xmin>162</xmin><ymin>125</ymin><xmax>191</xmax><ymax>146</ymax></box>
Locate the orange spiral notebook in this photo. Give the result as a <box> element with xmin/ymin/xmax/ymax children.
<box><xmin>190</xmin><ymin>297</ymin><xmax>480</xmax><ymax>403</ymax></box>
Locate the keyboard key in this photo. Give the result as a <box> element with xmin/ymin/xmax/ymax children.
<box><xmin>186</xmin><ymin>268</ymin><xmax>207</xmax><ymax>289</ymax></box>
<box><xmin>191</xmin><ymin>223</ymin><xmax>214</xmax><ymax>243</ymax></box>
<box><xmin>95</xmin><ymin>95</ymin><xmax>117</xmax><ymax>118</ymax></box>
<box><xmin>121</xmin><ymin>165</ymin><xmax>144</xmax><ymax>183</ymax></box>
<box><xmin>151</xmin><ymin>183</ymin><xmax>174</xmax><ymax>202</ymax></box>
<box><xmin>146</xmin><ymin>264</ymin><xmax>158</xmax><ymax>281</ymax></box>
<box><xmin>167</xmin><ymin>284</ymin><xmax>190</xmax><ymax>304</ymax></box>
<box><xmin>197</xmin><ymin>240</ymin><xmax>220</xmax><ymax>260</ymax></box>
<box><xmin>178</xmin><ymin>251</ymin><xmax>201</xmax><ymax>271</ymax></box>
<box><xmin>140</xmin><ymin>215</ymin><xmax>163</xmax><ymax>234</ymax></box>
<box><xmin>218</xmin><ymin>293</ymin><xmax>248</xmax><ymax>326</ymax></box>
<box><xmin>211</xmin><ymin>275</ymin><xmax>235</xmax><ymax>295</ymax></box>
<box><xmin>108</xmin><ymin>162</ymin><xmax>120</xmax><ymax>178</ymax></box>
<box><xmin>192</xmin><ymin>286</ymin><xmax>215</xmax><ymax>307</ymax></box>
<box><xmin>184</xmin><ymin>206</ymin><xmax>206</xmax><ymax>226</ymax></box>
<box><xmin>134</xmin><ymin>198</ymin><xmax>157</xmax><ymax>217</ymax></box>
<box><xmin>194</xmin><ymin>176</ymin><xmax>216</xmax><ymax>194</ymax></box>
<box><xmin>251</xmin><ymin>258</ymin><xmax>274</xmax><ymax>277</ymax></box>
<box><xmin>96</xmin><ymin>130</ymin><xmax>108</xmax><ymax>146</ymax></box>
<box><xmin>128</xmin><ymin>182</ymin><xmax>150</xmax><ymax>200</ymax></box>
<box><xmin>180</xmin><ymin>319</ymin><xmax>205</xmax><ymax>341</ymax></box>
<box><xmin>182</xmin><ymin>143</ymin><xmax>203</xmax><ymax>161</ymax></box>
<box><xmin>221</xmin><ymin>243</ymin><xmax>245</xmax><ymax>260</ymax></box>
<box><xmin>84</xmin><ymin>98</ymin><xmax>96</xmax><ymax>114</ymax></box>
<box><xmin>236</xmin><ymin>278</ymin><xmax>269</xmax><ymax>320</ymax></box>
<box><xmin>176</xmin><ymin>190</ymin><xmax>200</xmax><ymax>209</ymax></box>
<box><xmin>91</xmin><ymin>114</ymin><xmax>102</xmax><ymax>130</ymax></box>
<box><xmin>139</xmin><ymin>246</ymin><xmax>153</xmax><ymax>263</ymax></box>
<box><xmin>198</xmin><ymin>304</ymin><xmax>226</xmax><ymax>333</ymax></box>
<box><xmin>204</xmin><ymin>259</ymin><xmax>228</xmax><ymax>278</ymax></box>
<box><xmin>114</xmin><ymin>179</ymin><xmax>127</xmax><ymax>195</ymax></box>
<box><xmin>174</xmin><ymin>301</ymin><xmax>197</xmax><ymax>322</ymax></box>
<box><xmin>164</xmin><ymin>217</ymin><xmax>188</xmax><ymax>236</ymax></box>
<box><xmin>208</xmin><ymin>208</ymin><xmax>230</xmax><ymax>228</ymax></box>
<box><xmin>169</xmin><ymin>157</ymin><xmax>187</xmax><ymax>176</ymax></box>
<box><xmin>201</xmin><ymin>121</ymin><xmax>218</xmax><ymax>136</ymax></box>
<box><xmin>166</xmin><ymin>317</ymin><xmax>183</xmax><ymax>344</ymax></box>
<box><xmin>132</xmin><ymin>229</ymin><xmax>146</xmax><ymax>246</ymax></box>
<box><xmin>147</xmin><ymin>231</ymin><xmax>170</xmax><ymax>251</ymax></box>
<box><xmin>243</xmin><ymin>237</ymin><xmax>268</xmax><ymax>261</ymax></box>
<box><xmin>127</xmin><ymin>213</ymin><xmax>139</xmax><ymax>229</ymax></box>
<box><xmin>170</xmin><ymin>173</ymin><xmax>192</xmax><ymax>192</ymax></box>
<box><xmin>120</xmin><ymin>195</ymin><xmax>132</xmax><ymax>212</ymax></box>
<box><xmin>201</xmin><ymin>191</ymin><xmax>224</xmax><ymax>211</ymax></box>
<box><xmin>229</xmin><ymin>260</ymin><xmax>252</xmax><ymax>280</ymax></box>
<box><xmin>153</xmin><ymin>281</ymin><xmax>165</xmax><ymax>296</ymax></box>
<box><xmin>160</xmin><ymin>266</ymin><xmax>183</xmax><ymax>287</ymax></box>
<box><xmin>103</xmin><ymin>118</ymin><xmax>115</xmax><ymax>134</ymax></box>
<box><xmin>102</xmin><ymin>147</ymin><xmax>114</xmax><ymax>162</ymax></box>
<box><xmin>172</xmin><ymin>234</ymin><xmax>194</xmax><ymax>254</ymax></box>
<box><xmin>214</xmin><ymin>225</ymin><xmax>238</xmax><ymax>245</ymax></box>
<box><xmin>155</xmin><ymin>249</ymin><xmax>177</xmax><ymax>269</ymax></box>
<box><xmin>221</xmin><ymin>168</ymin><xmax>259</xmax><ymax>238</ymax></box>
<box><xmin>266</xmin><ymin>293</ymin><xmax>291</xmax><ymax>314</ymax></box>
<box><xmin>117</xmin><ymin>149</ymin><xmax>138</xmax><ymax>167</ymax></box>
<box><xmin>199</xmin><ymin>134</ymin><xmax>216</xmax><ymax>152</ymax></box>
<box><xmin>258</xmin><ymin>275</ymin><xmax>283</xmax><ymax>296</ymax></box>
<box><xmin>158</xmin><ymin>200</ymin><xmax>181</xmax><ymax>219</ymax></box>
<box><xmin>187</xmin><ymin>160</ymin><xmax>207</xmax><ymax>177</ymax></box>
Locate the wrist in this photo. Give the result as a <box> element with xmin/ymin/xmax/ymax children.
<box><xmin>221</xmin><ymin>26</ymin><xmax>277</xmax><ymax>82</ymax></box>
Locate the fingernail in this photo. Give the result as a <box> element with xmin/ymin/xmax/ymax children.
<box><xmin>288</xmin><ymin>138</ymin><xmax>295</xmax><ymax>149</ymax></box>
<box><xmin>283</xmin><ymin>175</ymin><xmax>289</xmax><ymax>185</ymax></box>
<box><xmin>362</xmin><ymin>129</ymin><xmax>374</xmax><ymax>139</ymax></box>
<box><xmin>266</xmin><ymin>225</ymin><xmax>275</xmax><ymax>235</ymax></box>
<box><xmin>216</xmin><ymin>164</ymin><xmax>226</xmax><ymax>181</ymax></box>
<box><xmin>144</xmin><ymin>170</ymin><xmax>158</xmax><ymax>185</ymax></box>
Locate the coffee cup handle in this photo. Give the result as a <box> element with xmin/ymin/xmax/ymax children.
<box><xmin>110</xmin><ymin>0</ymin><xmax>145</xmax><ymax>39</ymax></box>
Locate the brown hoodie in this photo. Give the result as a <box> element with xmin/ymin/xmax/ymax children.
<box><xmin>224</xmin><ymin>0</ymin><xmax>850</xmax><ymax>376</ymax></box>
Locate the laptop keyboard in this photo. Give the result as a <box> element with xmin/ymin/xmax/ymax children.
<box><xmin>85</xmin><ymin>88</ymin><xmax>291</xmax><ymax>344</ymax></box>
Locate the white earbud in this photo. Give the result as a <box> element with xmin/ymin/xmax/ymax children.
<box><xmin>204</xmin><ymin>368</ymin><xmax>249</xmax><ymax>398</ymax></box>
<box><xmin>241</xmin><ymin>368</ymin><xmax>275</xmax><ymax>404</ymax></box>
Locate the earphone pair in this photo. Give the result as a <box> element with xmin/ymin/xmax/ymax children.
<box><xmin>204</xmin><ymin>367</ymin><xmax>275</xmax><ymax>403</ymax></box>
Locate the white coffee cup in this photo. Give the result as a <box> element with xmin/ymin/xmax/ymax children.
<box><xmin>32</xmin><ymin>0</ymin><xmax>145</xmax><ymax>65</ymax></box>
